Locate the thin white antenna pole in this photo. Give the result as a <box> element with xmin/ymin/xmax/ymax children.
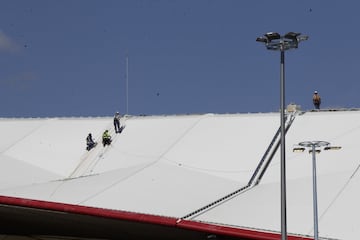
<box><xmin>126</xmin><ymin>54</ymin><xmax>129</xmax><ymax>115</ymax></box>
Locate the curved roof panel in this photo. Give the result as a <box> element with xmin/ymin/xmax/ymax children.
<box><xmin>1</xmin><ymin>110</ymin><xmax>359</xmax><ymax>239</ymax></box>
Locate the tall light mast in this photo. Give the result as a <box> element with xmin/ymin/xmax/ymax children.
<box><xmin>125</xmin><ymin>54</ymin><xmax>129</xmax><ymax>115</ymax></box>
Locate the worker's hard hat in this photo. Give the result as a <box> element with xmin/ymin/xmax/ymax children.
<box><xmin>314</xmin><ymin>91</ymin><xmax>318</xmax><ymax>94</ymax></box>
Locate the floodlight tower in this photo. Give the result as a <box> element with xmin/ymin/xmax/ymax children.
<box><xmin>295</xmin><ymin>141</ymin><xmax>341</xmax><ymax>240</ymax></box>
<box><xmin>256</xmin><ymin>32</ymin><xmax>308</xmax><ymax>240</ymax></box>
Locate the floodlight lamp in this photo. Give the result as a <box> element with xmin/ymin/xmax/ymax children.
<box><xmin>324</xmin><ymin>146</ymin><xmax>342</xmax><ymax>151</ymax></box>
<box><xmin>282</xmin><ymin>39</ymin><xmax>298</xmax><ymax>49</ymax></box>
<box><xmin>293</xmin><ymin>147</ymin><xmax>305</xmax><ymax>152</ymax></box>
<box><xmin>309</xmin><ymin>149</ymin><xmax>321</xmax><ymax>154</ymax></box>
<box><xmin>284</xmin><ymin>32</ymin><xmax>300</xmax><ymax>40</ymax></box>
<box><xmin>264</xmin><ymin>32</ymin><xmax>281</xmax><ymax>41</ymax></box>
<box><xmin>297</xmin><ymin>35</ymin><xmax>309</xmax><ymax>42</ymax></box>
<box><xmin>256</xmin><ymin>36</ymin><xmax>268</xmax><ymax>43</ymax></box>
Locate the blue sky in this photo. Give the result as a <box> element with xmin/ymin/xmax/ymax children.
<box><xmin>0</xmin><ymin>0</ymin><xmax>359</xmax><ymax>117</ymax></box>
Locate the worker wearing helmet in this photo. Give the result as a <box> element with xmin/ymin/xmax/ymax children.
<box><xmin>313</xmin><ymin>91</ymin><xmax>321</xmax><ymax>110</ymax></box>
<box><xmin>113</xmin><ymin>112</ymin><xmax>121</xmax><ymax>133</ymax></box>
<box><xmin>86</xmin><ymin>133</ymin><xmax>96</xmax><ymax>151</ymax></box>
<box><xmin>102</xmin><ymin>130</ymin><xmax>112</xmax><ymax>147</ymax></box>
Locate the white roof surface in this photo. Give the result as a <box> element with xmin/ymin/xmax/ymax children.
<box><xmin>1</xmin><ymin>110</ymin><xmax>359</xmax><ymax>239</ymax></box>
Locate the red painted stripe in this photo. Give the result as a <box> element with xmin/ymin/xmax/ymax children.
<box><xmin>0</xmin><ymin>195</ymin><xmax>176</xmax><ymax>226</ymax></box>
<box><xmin>177</xmin><ymin>220</ymin><xmax>313</xmax><ymax>240</ymax></box>
<box><xmin>0</xmin><ymin>195</ymin><xmax>312</xmax><ymax>240</ymax></box>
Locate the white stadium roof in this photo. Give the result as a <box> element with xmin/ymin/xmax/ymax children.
<box><xmin>1</xmin><ymin>109</ymin><xmax>359</xmax><ymax>239</ymax></box>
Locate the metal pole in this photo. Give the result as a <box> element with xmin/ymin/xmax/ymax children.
<box><xmin>280</xmin><ymin>45</ymin><xmax>287</xmax><ymax>240</ymax></box>
<box><xmin>312</xmin><ymin>144</ymin><xmax>319</xmax><ymax>240</ymax></box>
<box><xmin>126</xmin><ymin>54</ymin><xmax>129</xmax><ymax>115</ymax></box>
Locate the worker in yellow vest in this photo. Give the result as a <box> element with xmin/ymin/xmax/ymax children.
<box><xmin>102</xmin><ymin>130</ymin><xmax>112</xmax><ymax>147</ymax></box>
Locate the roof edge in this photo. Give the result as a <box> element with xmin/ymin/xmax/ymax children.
<box><xmin>0</xmin><ymin>195</ymin><xmax>312</xmax><ymax>240</ymax></box>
